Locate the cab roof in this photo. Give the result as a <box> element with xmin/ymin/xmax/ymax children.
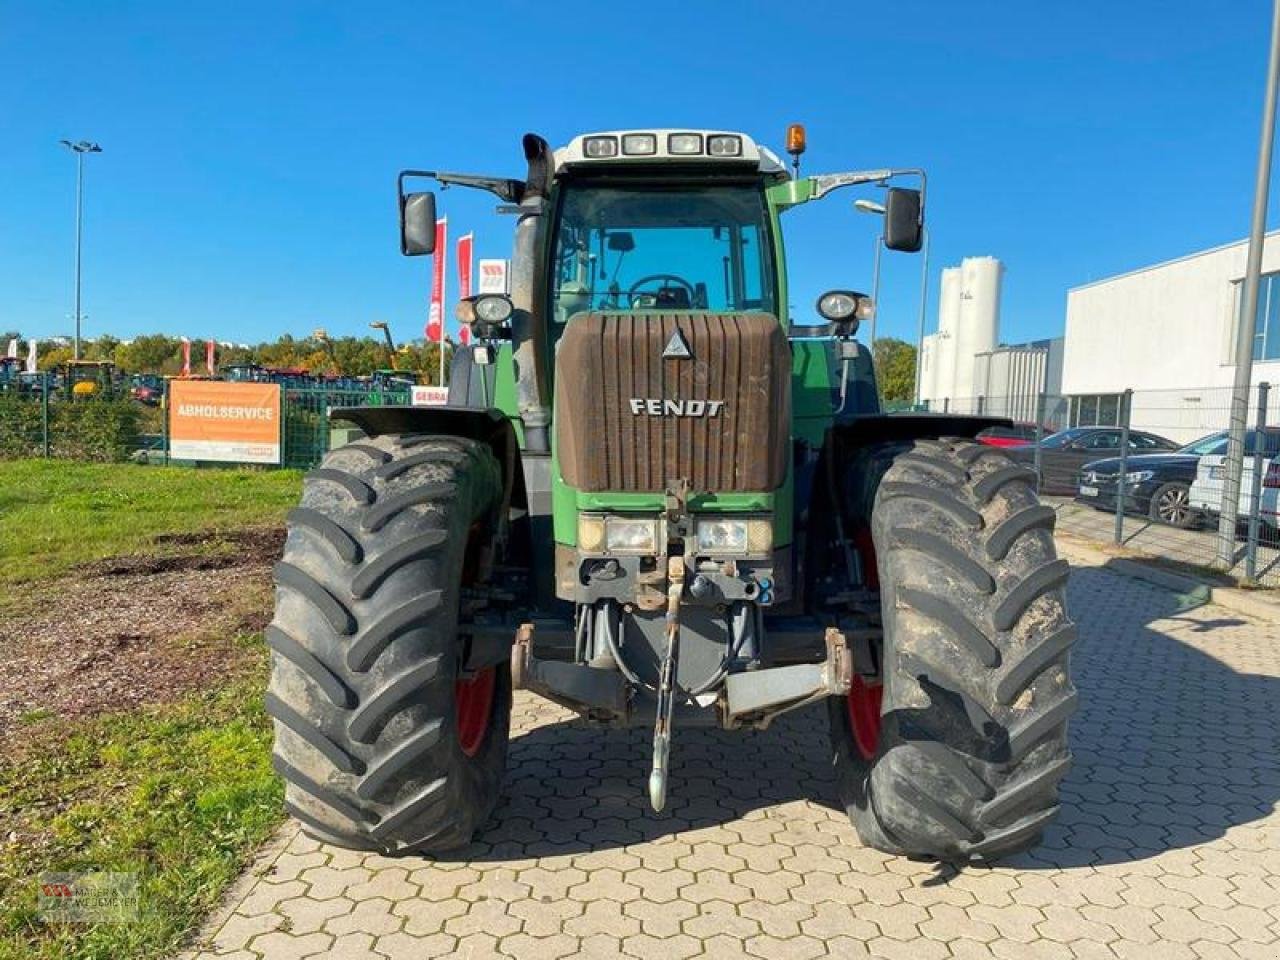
<box><xmin>555</xmin><ymin>129</ymin><xmax>788</xmax><ymax>181</ymax></box>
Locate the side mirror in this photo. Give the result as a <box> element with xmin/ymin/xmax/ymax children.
<box><xmin>399</xmin><ymin>190</ymin><xmax>437</xmax><ymax>256</ymax></box>
<box><xmin>884</xmin><ymin>187</ymin><xmax>923</xmax><ymax>252</ymax></box>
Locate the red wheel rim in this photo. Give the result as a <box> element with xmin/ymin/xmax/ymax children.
<box><xmin>455</xmin><ymin>667</ymin><xmax>496</xmax><ymax>757</ymax></box>
<box><xmin>846</xmin><ymin>675</ymin><xmax>884</xmax><ymax>761</ymax></box>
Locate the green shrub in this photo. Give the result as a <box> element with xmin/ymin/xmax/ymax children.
<box><xmin>0</xmin><ymin>396</ymin><xmax>140</xmax><ymax>462</ymax></box>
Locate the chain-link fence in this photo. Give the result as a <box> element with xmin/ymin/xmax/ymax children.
<box><xmin>0</xmin><ymin>378</ymin><xmax>411</xmax><ymax>470</ymax></box>
<box><xmin>932</xmin><ymin>384</ymin><xmax>1280</xmax><ymax>586</ymax></box>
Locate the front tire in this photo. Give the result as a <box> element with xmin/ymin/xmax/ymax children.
<box><xmin>829</xmin><ymin>438</ymin><xmax>1077</xmax><ymax>861</ymax></box>
<box><xmin>267</xmin><ymin>433</ymin><xmax>509</xmax><ymax>854</ymax></box>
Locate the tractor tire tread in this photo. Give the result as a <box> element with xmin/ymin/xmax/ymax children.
<box><xmin>268</xmin><ymin>433</ymin><xmax>509</xmax><ymax>854</ymax></box>
<box><xmin>829</xmin><ymin>438</ymin><xmax>1076</xmax><ymax>861</ymax></box>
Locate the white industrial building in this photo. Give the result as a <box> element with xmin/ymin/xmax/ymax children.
<box><xmin>1062</xmin><ymin>231</ymin><xmax>1280</xmax><ymax>441</ymax></box>
<box><xmin>919</xmin><ymin>256</ymin><xmax>1064</xmax><ymax>421</ymax></box>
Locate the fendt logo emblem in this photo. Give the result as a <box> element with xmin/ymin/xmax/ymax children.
<box><xmin>629</xmin><ymin>398</ymin><xmax>725</xmax><ymax>417</ymax></box>
<box><xmin>662</xmin><ymin>329</ymin><xmax>692</xmax><ymax>359</ymax></box>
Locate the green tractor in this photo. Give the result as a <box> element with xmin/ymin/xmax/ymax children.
<box><xmin>268</xmin><ymin>128</ymin><xmax>1076</xmax><ymax>861</ymax></box>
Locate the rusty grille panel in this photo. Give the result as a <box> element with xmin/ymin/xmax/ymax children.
<box><xmin>555</xmin><ymin>312</ymin><xmax>790</xmax><ymax>493</ymax></box>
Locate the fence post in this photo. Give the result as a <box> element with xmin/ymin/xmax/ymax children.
<box><xmin>1033</xmin><ymin>392</ymin><xmax>1046</xmax><ymax>492</ymax></box>
<box><xmin>1246</xmin><ymin>381</ymin><xmax>1271</xmax><ymax>581</ymax></box>
<box><xmin>161</xmin><ymin>378</ymin><xmax>170</xmax><ymax>465</ymax></box>
<box><xmin>41</xmin><ymin>372</ymin><xmax>51</xmax><ymax>457</ymax></box>
<box><xmin>1114</xmin><ymin>388</ymin><xmax>1133</xmax><ymax>544</ymax></box>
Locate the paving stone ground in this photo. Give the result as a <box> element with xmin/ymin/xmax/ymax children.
<box><xmin>183</xmin><ymin>546</ymin><xmax>1280</xmax><ymax>960</ymax></box>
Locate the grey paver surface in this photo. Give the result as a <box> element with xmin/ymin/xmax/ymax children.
<box><xmin>183</xmin><ymin>545</ymin><xmax>1280</xmax><ymax>959</ymax></box>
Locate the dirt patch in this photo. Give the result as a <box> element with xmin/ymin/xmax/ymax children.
<box><xmin>0</xmin><ymin>527</ymin><xmax>284</xmax><ymax>738</ymax></box>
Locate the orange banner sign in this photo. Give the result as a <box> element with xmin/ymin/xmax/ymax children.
<box><xmin>169</xmin><ymin>380</ymin><xmax>281</xmax><ymax>464</ymax></box>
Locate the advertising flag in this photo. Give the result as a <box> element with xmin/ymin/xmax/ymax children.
<box><xmin>457</xmin><ymin>232</ymin><xmax>474</xmax><ymax>346</ymax></box>
<box><xmin>180</xmin><ymin>338</ymin><xmax>192</xmax><ymax>377</ymax></box>
<box><xmin>205</xmin><ymin>340</ymin><xmax>217</xmax><ymax>377</ymax></box>
<box><xmin>426</xmin><ymin>217</ymin><xmax>448</xmax><ymax>344</ymax></box>
<box><xmin>5</xmin><ymin>339</ymin><xmax>16</xmax><ymax>360</ymax></box>
<box><xmin>25</xmin><ymin>339</ymin><xmax>37</xmax><ymax>374</ymax></box>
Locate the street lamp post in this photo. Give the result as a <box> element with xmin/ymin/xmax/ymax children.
<box><xmin>60</xmin><ymin>139</ymin><xmax>102</xmax><ymax>361</ymax></box>
<box><xmin>1218</xmin><ymin>0</ymin><xmax>1280</xmax><ymax>569</ymax></box>
<box><xmin>853</xmin><ymin>199</ymin><xmax>885</xmax><ymax>347</ymax></box>
<box><xmin>914</xmin><ymin>226</ymin><xmax>931</xmax><ymax>408</ymax></box>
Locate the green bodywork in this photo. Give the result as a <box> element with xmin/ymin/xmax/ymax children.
<box><xmin>483</xmin><ymin>174</ymin><xmax>841</xmax><ymax>551</ymax></box>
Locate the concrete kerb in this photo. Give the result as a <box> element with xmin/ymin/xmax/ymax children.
<box><xmin>1055</xmin><ymin>532</ymin><xmax>1280</xmax><ymax>621</ymax></box>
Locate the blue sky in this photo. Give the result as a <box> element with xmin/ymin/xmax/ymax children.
<box><xmin>1</xmin><ymin>1</ymin><xmax>1275</xmax><ymax>348</ymax></box>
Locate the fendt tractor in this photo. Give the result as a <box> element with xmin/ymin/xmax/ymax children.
<box><xmin>267</xmin><ymin>127</ymin><xmax>1077</xmax><ymax>861</ymax></box>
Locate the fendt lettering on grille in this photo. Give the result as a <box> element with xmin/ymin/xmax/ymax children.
<box><xmin>628</xmin><ymin>398</ymin><xmax>726</xmax><ymax>417</ymax></box>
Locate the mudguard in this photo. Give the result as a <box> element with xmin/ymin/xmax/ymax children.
<box><xmin>329</xmin><ymin>405</ymin><xmax>527</xmax><ymax>517</ymax></box>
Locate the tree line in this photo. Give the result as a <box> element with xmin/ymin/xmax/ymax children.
<box><xmin>3</xmin><ymin>328</ymin><xmax>918</xmax><ymax>403</ymax></box>
<box><xmin>1</xmin><ymin>332</ymin><xmax>451</xmax><ymax>381</ymax></box>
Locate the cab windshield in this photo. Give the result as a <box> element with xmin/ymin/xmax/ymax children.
<box><xmin>549</xmin><ymin>183</ymin><xmax>776</xmax><ymax>323</ymax></box>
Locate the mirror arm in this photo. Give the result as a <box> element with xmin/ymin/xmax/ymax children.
<box><xmin>809</xmin><ymin>167</ymin><xmax>926</xmax><ymax>202</ymax></box>
<box><xmin>398</xmin><ymin>169</ymin><xmax>525</xmax><ymax>203</ymax></box>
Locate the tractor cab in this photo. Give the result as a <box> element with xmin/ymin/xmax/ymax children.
<box><xmin>0</xmin><ymin>357</ymin><xmax>20</xmax><ymax>393</ymax></box>
<box><xmin>222</xmin><ymin>363</ymin><xmax>271</xmax><ymax>383</ymax></box>
<box><xmin>60</xmin><ymin>360</ymin><xmax>116</xmax><ymax>399</ymax></box>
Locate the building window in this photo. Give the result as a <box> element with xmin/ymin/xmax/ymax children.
<box><xmin>1068</xmin><ymin>393</ymin><xmax>1123</xmax><ymax>427</ymax></box>
<box><xmin>1254</xmin><ymin>273</ymin><xmax>1280</xmax><ymax>362</ymax></box>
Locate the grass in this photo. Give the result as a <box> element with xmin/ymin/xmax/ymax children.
<box><xmin>0</xmin><ymin>460</ymin><xmax>301</xmax><ymax>958</ymax></box>
<box><xmin>0</xmin><ymin>658</ymin><xmax>282</xmax><ymax>960</ymax></box>
<box><xmin>0</xmin><ymin>460</ymin><xmax>301</xmax><ymax>585</ymax></box>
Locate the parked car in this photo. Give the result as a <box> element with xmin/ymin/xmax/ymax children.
<box><xmin>1004</xmin><ymin>426</ymin><xmax>1180</xmax><ymax>495</ymax></box>
<box><xmin>1074</xmin><ymin>431</ymin><xmax>1243</xmax><ymax>528</ymax></box>
<box><xmin>1187</xmin><ymin>427</ymin><xmax>1280</xmax><ymax>533</ymax></box>
<box><xmin>977</xmin><ymin>422</ymin><xmax>1051</xmax><ymax>448</ymax></box>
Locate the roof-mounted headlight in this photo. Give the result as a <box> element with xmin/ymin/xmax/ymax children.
<box><xmin>622</xmin><ymin>133</ymin><xmax>657</xmax><ymax>155</ymax></box>
<box><xmin>707</xmin><ymin>135</ymin><xmax>742</xmax><ymax>157</ymax></box>
<box><xmin>583</xmin><ymin>135</ymin><xmax>619</xmax><ymax>159</ymax></box>
<box><xmin>667</xmin><ymin>132</ymin><xmax>703</xmax><ymax>155</ymax></box>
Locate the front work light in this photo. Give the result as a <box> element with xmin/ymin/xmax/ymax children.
<box><xmin>622</xmin><ymin>133</ymin><xmax>657</xmax><ymax>155</ymax></box>
<box><xmin>816</xmin><ymin>290</ymin><xmax>874</xmax><ymax>324</ymax></box>
<box><xmin>584</xmin><ymin>136</ymin><xmax>619</xmax><ymax>158</ymax></box>
<box><xmin>668</xmin><ymin>133</ymin><xmax>703</xmax><ymax>155</ymax></box>
<box><xmin>707</xmin><ymin>135</ymin><xmax>742</xmax><ymax>157</ymax></box>
<box><xmin>473</xmin><ymin>294</ymin><xmax>514</xmax><ymax>325</ymax></box>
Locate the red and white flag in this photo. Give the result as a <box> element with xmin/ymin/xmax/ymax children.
<box><xmin>205</xmin><ymin>340</ymin><xmax>216</xmax><ymax>377</ymax></box>
<box><xmin>180</xmin><ymin>338</ymin><xmax>192</xmax><ymax>377</ymax></box>
<box><xmin>426</xmin><ymin>217</ymin><xmax>448</xmax><ymax>344</ymax></box>
<box><xmin>457</xmin><ymin>232</ymin><xmax>474</xmax><ymax>345</ymax></box>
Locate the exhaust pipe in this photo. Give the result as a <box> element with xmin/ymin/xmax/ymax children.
<box><xmin>509</xmin><ymin>133</ymin><xmax>554</xmax><ymax>452</ymax></box>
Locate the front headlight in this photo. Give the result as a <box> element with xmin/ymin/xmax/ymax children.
<box><xmin>695</xmin><ymin>517</ymin><xmax>772</xmax><ymax>556</ymax></box>
<box><xmin>1125</xmin><ymin>470</ymin><xmax>1155</xmax><ymax>483</ymax></box>
<box><xmin>578</xmin><ymin>515</ymin><xmax>659</xmax><ymax>554</ymax></box>
<box><xmin>606</xmin><ymin>517</ymin><xmax>659</xmax><ymax>554</ymax></box>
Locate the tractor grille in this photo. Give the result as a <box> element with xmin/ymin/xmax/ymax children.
<box><xmin>555</xmin><ymin>312</ymin><xmax>790</xmax><ymax>493</ymax></box>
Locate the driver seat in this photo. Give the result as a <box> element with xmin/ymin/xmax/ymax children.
<box><xmin>653</xmin><ymin>285</ymin><xmax>691</xmax><ymax>309</ymax></box>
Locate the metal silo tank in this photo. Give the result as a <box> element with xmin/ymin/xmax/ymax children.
<box><xmin>952</xmin><ymin>256</ymin><xmax>1003</xmax><ymax>407</ymax></box>
<box><xmin>933</xmin><ymin>267</ymin><xmax>962</xmax><ymax>409</ymax></box>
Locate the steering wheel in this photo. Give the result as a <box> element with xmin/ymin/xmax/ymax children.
<box><xmin>627</xmin><ymin>274</ymin><xmax>696</xmax><ymax>305</ymax></box>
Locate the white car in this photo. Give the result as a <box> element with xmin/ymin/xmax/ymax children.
<box><xmin>1187</xmin><ymin>428</ymin><xmax>1280</xmax><ymax>534</ymax></box>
